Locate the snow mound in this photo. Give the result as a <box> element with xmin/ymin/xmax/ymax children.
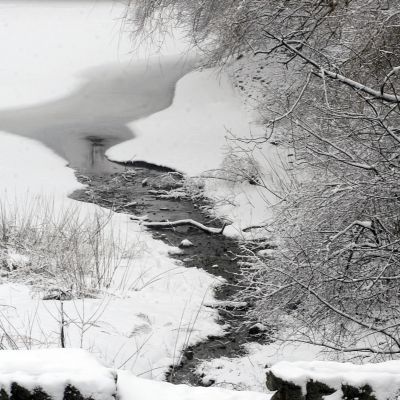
<box><xmin>0</xmin><ymin>349</ymin><xmax>116</xmax><ymax>400</ymax></box>
<box><xmin>269</xmin><ymin>360</ymin><xmax>400</xmax><ymax>400</ymax></box>
<box><xmin>117</xmin><ymin>370</ymin><xmax>271</xmax><ymax>400</ymax></box>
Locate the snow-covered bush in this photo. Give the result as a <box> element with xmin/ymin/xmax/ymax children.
<box><xmin>129</xmin><ymin>0</ymin><xmax>400</xmax><ymax>358</ymax></box>
<box><xmin>219</xmin><ymin>149</ymin><xmax>261</xmax><ymax>186</ymax></box>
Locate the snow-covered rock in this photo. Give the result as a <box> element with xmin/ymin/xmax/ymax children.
<box><xmin>179</xmin><ymin>239</ymin><xmax>194</xmax><ymax>248</ymax></box>
<box><xmin>0</xmin><ymin>349</ymin><xmax>116</xmax><ymax>400</ymax></box>
<box><xmin>267</xmin><ymin>360</ymin><xmax>400</xmax><ymax>400</ymax></box>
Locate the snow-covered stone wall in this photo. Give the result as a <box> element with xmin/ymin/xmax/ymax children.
<box><xmin>267</xmin><ymin>360</ymin><xmax>400</xmax><ymax>400</ymax></box>
<box><xmin>0</xmin><ymin>349</ymin><xmax>269</xmax><ymax>400</ymax></box>
<box><xmin>0</xmin><ymin>349</ymin><xmax>116</xmax><ymax>400</ymax></box>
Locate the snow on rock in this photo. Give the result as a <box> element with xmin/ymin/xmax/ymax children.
<box><xmin>117</xmin><ymin>370</ymin><xmax>271</xmax><ymax>400</ymax></box>
<box><xmin>179</xmin><ymin>239</ymin><xmax>195</xmax><ymax>248</ymax></box>
<box><xmin>0</xmin><ymin>349</ymin><xmax>116</xmax><ymax>400</ymax></box>
<box><xmin>269</xmin><ymin>360</ymin><xmax>400</xmax><ymax>400</ymax></box>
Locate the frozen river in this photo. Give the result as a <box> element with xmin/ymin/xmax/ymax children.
<box><xmin>0</xmin><ymin>0</ymin><xmax>192</xmax><ymax>173</ymax></box>
<box><xmin>0</xmin><ymin>59</ymin><xmax>193</xmax><ymax>173</ymax></box>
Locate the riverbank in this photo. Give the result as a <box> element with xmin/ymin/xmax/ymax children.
<box><xmin>70</xmin><ymin>162</ymin><xmax>272</xmax><ymax>385</ymax></box>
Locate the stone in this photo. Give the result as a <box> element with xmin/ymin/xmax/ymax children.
<box><xmin>266</xmin><ymin>371</ymin><xmax>304</xmax><ymax>400</ymax></box>
<box><xmin>266</xmin><ymin>371</ymin><xmax>378</xmax><ymax>400</ymax></box>
<box><xmin>179</xmin><ymin>239</ymin><xmax>194</xmax><ymax>248</ymax></box>
<box><xmin>248</xmin><ymin>323</ymin><xmax>267</xmax><ymax>335</ymax></box>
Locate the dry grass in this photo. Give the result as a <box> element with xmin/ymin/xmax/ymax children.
<box><xmin>0</xmin><ymin>196</ymin><xmax>138</xmax><ymax>297</ymax></box>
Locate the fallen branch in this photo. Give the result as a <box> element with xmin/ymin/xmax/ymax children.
<box><xmin>242</xmin><ymin>224</ymin><xmax>271</xmax><ymax>232</ymax></box>
<box><xmin>143</xmin><ymin>219</ymin><xmax>227</xmax><ymax>234</ymax></box>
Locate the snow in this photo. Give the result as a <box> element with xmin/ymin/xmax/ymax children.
<box><xmin>270</xmin><ymin>360</ymin><xmax>400</xmax><ymax>400</ymax></box>
<box><xmin>107</xmin><ymin>69</ymin><xmax>254</xmax><ymax>176</ymax></box>
<box><xmin>0</xmin><ymin>349</ymin><xmax>270</xmax><ymax>400</ymax></box>
<box><xmin>196</xmin><ymin>341</ymin><xmax>324</xmax><ymax>392</ymax></box>
<box><xmin>0</xmin><ymin>281</ymin><xmax>222</xmax><ymax>379</ymax></box>
<box><xmin>0</xmin><ymin>131</ymin><xmax>82</xmax><ymax>200</ymax></box>
<box><xmin>0</xmin><ymin>348</ymin><xmax>116</xmax><ymax>400</ymax></box>
<box><xmin>117</xmin><ymin>370</ymin><xmax>271</xmax><ymax>400</ymax></box>
<box><xmin>0</xmin><ymin>131</ymin><xmax>224</xmax><ymax>374</ymax></box>
<box><xmin>179</xmin><ymin>239</ymin><xmax>195</xmax><ymax>248</ymax></box>
<box><xmin>0</xmin><ymin>1</ymin><xmax>317</xmax><ymax>398</ymax></box>
<box><xmin>107</xmin><ymin>68</ymin><xmax>288</xmax><ymax>237</ymax></box>
<box><xmin>0</xmin><ymin>1</ymin><xmax>222</xmax><ymax>380</ymax></box>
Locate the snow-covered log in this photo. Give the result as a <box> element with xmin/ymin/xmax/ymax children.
<box><xmin>143</xmin><ymin>219</ymin><xmax>227</xmax><ymax>234</ymax></box>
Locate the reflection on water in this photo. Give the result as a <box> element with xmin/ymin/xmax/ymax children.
<box><xmin>84</xmin><ymin>135</ymin><xmax>108</xmax><ymax>171</ymax></box>
<box><xmin>0</xmin><ymin>57</ymin><xmax>195</xmax><ymax>174</ymax></box>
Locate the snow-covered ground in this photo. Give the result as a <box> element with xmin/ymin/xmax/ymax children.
<box><xmin>0</xmin><ymin>1</ymin><xmax>314</xmax><ymax>398</ymax></box>
<box><xmin>0</xmin><ymin>348</ymin><xmax>270</xmax><ymax>400</ymax></box>
<box><xmin>0</xmin><ymin>0</ymin><xmax>225</xmax><ymax>386</ymax></box>
<box><xmin>0</xmin><ymin>118</ymin><xmax>225</xmax><ymax>380</ymax></box>
<box><xmin>118</xmin><ymin>370</ymin><xmax>270</xmax><ymax>400</ymax></box>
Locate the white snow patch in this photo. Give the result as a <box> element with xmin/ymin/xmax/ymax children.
<box><xmin>107</xmin><ymin>69</ymin><xmax>248</xmax><ymax>176</ymax></box>
<box><xmin>0</xmin><ymin>131</ymin><xmax>82</xmax><ymax>199</ymax></box>
<box><xmin>6</xmin><ymin>252</ymin><xmax>30</xmax><ymax>269</ymax></box>
<box><xmin>117</xmin><ymin>370</ymin><xmax>271</xmax><ymax>400</ymax></box>
<box><xmin>197</xmin><ymin>341</ymin><xmax>325</xmax><ymax>393</ymax></box>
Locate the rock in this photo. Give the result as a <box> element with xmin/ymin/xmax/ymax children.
<box><xmin>179</xmin><ymin>239</ymin><xmax>194</xmax><ymax>248</ymax></box>
<box><xmin>123</xmin><ymin>201</ymin><xmax>137</xmax><ymax>208</ymax></box>
<box><xmin>167</xmin><ymin>247</ymin><xmax>184</xmax><ymax>256</ymax></box>
<box><xmin>342</xmin><ymin>384</ymin><xmax>375</xmax><ymax>400</ymax></box>
<box><xmin>142</xmin><ymin>178</ymin><xmax>148</xmax><ymax>186</ymax></box>
<box><xmin>306</xmin><ymin>380</ymin><xmax>336</xmax><ymax>400</ymax></box>
<box><xmin>43</xmin><ymin>288</ymin><xmax>73</xmax><ymax>301</ymax></box>
<box><xmin>248</xmin><ymin>323</ymin><xmax>267</xmax><ymax>335</ymax></box>
<box><xmin>266</xmin><ymin>371</ymin><xmax>304</xmax><ymax>400</ymax></box>
<box><xmin>266</xmin><ymin>371</ymin><xmax>377</xmax><ymax>400</ymax></box>
<box><xmin>185</xmin><ymin>350</ymin><xmax>194</xmax><ymax>361</ymax></box>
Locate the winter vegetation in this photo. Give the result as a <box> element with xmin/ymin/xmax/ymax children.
<box><xmin>0</xmin><ymin>0</ymin><xmax>400</xmax><ymax>399</ymax></box>
<box><xmin>127</xmin><ymin>0</ymin><xmax>400</xmax><ymax>361</ymax></box>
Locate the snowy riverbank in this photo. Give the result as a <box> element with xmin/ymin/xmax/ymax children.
<box><xmin>0</xmin><ymin>0</ymin><xmax>225</xmax><ymax>385</ymax></box>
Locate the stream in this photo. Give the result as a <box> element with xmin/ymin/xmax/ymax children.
<box><xmin>0</xmin><ymin>58</ymin><xmax>267</xmax><ymax>385</ymax></box>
